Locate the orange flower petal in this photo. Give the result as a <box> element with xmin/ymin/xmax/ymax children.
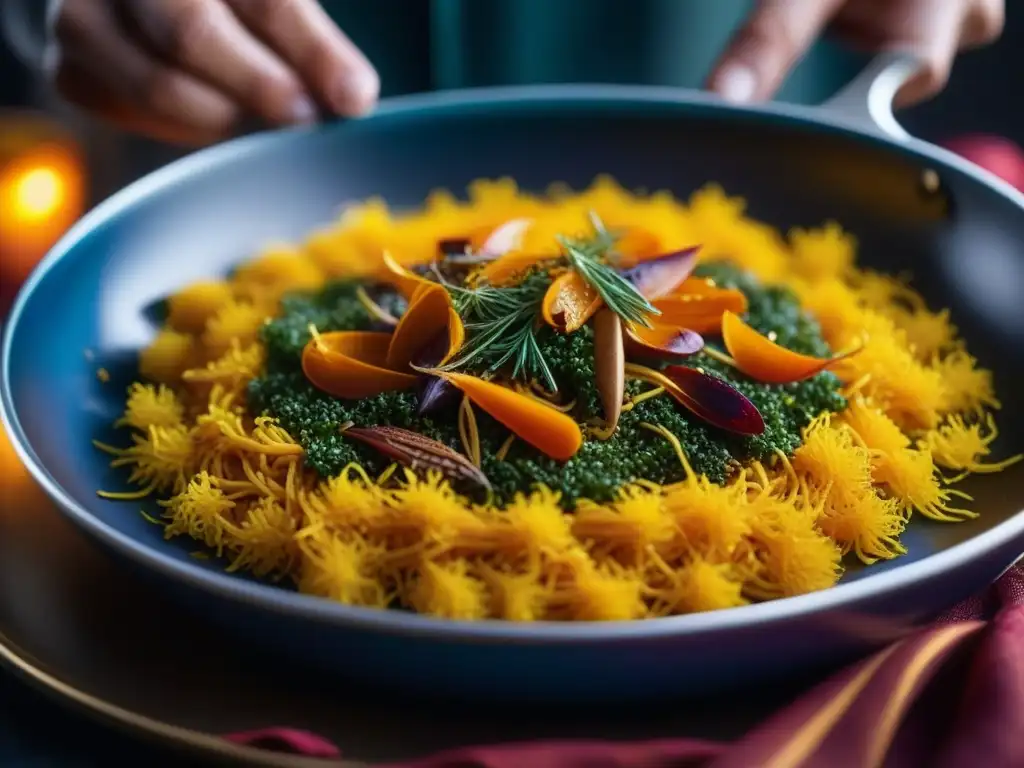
<box><xmin>428</xmin><ymin>370</ymin><xmax>583</xmax><ymax>461</ymax></box>
<box><xmin>542</xmin><ymin>270</ymin><xmax>603</xmax><ymax>333</ymax></box>
<box><xmin>381</xmin><ymin>251</ymin><xmax>435</xmax><ymax>300</ymax></box>
<box><xmin>613</xmin><ymin>227</ymin><xmax>662</xmax><ymax>266</ymax></box>
<box><xmin>721</xmin><ymin>311</ymin><xmax>858</xmax><ymax>384</ymax></box>
<box><xmin>387</xmin><ymin>284</ymin><xmax>458</xmax><ymax>370</ymax></box>
<box><xmin>444</xmin><ymin>307</ymin><xmax>466</xmax><ymax>364</ymax></box>
<box><xmin>674</xmin><ymin>276</ymin><xmax>728</xmax><ymax>297</ymax></box>
<box><xmin>654</xmin><ymin>288</ymin><xmax>748</xmax><ymax>334</ymax></box>
<box><xmin>477</xmin><ymin>250</ymin><xmax>552</xmax><ymax>286</ymax></box>
<box><xmin>302</xmin><ymin>331</ymin><xmax>418</xmax><ymax>399</ymax></box>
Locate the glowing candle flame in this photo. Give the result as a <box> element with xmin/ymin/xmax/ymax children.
<box><xmin>12</xmin><ymin>165</ymin><xmax>65</xmax><ymax>222</ymax></box>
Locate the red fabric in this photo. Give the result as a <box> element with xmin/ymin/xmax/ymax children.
<box><xmin>225</xmin><ymin>136</ymin><xmax>1024</xmax><ymax>767</ymax></box>
<box><xmin>222</xmin><ymin>727</ymin><xmax>342</xmax><ymax>758</ymax></box>
<box><xmin>224</xmin><ymin>567</ymin><xmax>1023</xmax><ymax>768</ymax></box>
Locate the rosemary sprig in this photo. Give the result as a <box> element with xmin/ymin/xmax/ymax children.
<box><xmin>441</xmin><ymin>273</ymin><xmax>558</xmax><ymax>392</ymax></box>
<box><xmin>558</xmin><ymin>212</ymin><xmax>659</xmax><ymax>328</ymax></box>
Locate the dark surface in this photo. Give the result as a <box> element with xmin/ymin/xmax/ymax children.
<box><xmin>0</xmin><ymin>677</ymin><xmax>191</xmax><ymax>767</ymax></box>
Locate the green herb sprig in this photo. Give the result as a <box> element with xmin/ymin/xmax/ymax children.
<box><xmin>558</xmin><ymin>212</ymin><xmax>659</xmax><ymax>328</ymax></box>
<box><xmin>442</xmin><ymin>272</ymin><xmax>558</xmax><ymax>392</ymax></box>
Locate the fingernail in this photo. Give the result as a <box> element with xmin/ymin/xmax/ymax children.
<box><xmin>331</xmin><ymin>70</ymin><xmax>380</xmax><ymax>116</ymax></box>
<box><xmin>716</xmin><ymin>64</ymin><xmax>757</xmax><ymax>103</ymax></box>
<box><xmin>290</xmin><ymin>94</ymin><xmax>318</xmax><ymax>124</ymax></box>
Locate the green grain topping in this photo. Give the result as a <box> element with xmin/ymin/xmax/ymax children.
<box><xmin>248</xmin><ymin>261</ymin><xmax>846</xmax><ymax>507</ymax></box>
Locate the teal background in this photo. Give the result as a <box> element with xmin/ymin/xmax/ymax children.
<box><xmin>324</xmin><ymin>0</ymin><xmax>867</xmax><ymax>104</ymax></box>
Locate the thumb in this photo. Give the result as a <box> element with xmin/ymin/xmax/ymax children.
<box><xmin>707</xmin><ymin>0</ymin><xmax>845</xmax><ymax>102</ymax></box>
<box><xmin>829</xmin><ymin>0</ymin><xmax>1000</xmax><ymax>108</ymax></box>
<box><xmin>884</xmin><ymin>4</ymin><xmax>970</xmax><ymax>108</ymax></box>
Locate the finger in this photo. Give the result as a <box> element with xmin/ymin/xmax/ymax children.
<box><xmin>56</xmin><ymin>0</ymin><xmax>239</xmax><ymax>143</ymax></box>
<box><xmin>828</xmin><ymin>0</ymin><xmax>996</xmax><ymax>109</ymax></box>
<box><xmin>56</xmin><ymin>64</ymin><xmax>219</xmax><ymax>146</ymax></box>
<box><xmin>116</xmin><ymin>0</ymin><xmax>317</xmax><ymax>126</ymax></box>
<box><xmin>835</xmin><ymin>2</ymin><xmax>966</xmax><ymax>109</ymax></box>
<box><xmin>226</xmin><ymin>0</ymin><xmax>379</xmax><ymax>117</ymax></box>
<box><xmin>960</xmin><ymin>0</ymin><xmax>1004</xmax><ymax>48</ymax></box>
<box><xmin>707</xmin><ymin>0</ymin><xmax>846</xmax><ymax>102</ymax></box>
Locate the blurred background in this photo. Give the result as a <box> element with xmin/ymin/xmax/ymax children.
<box><xmin>1</xmin><ymin>0</ymin><xmax>1022</xmax><ymax>309</ymax></box>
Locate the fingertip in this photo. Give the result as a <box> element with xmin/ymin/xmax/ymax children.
<box><xmin>892</xmin><ymin>61</ymin><xmax>950</xmax><ymax>109</ymax></box>
<box><xmin>709</xmin><ymin>0</ymin><xmax>846</xmax><ymax>105</ymax></box>
<box><xmin>893</xmin><ymin>77</ymin><xmax>935</xmax><ymax>109</ymax></box>
<box><xmin>289</xmin><ymin>93</ymin><xmax>319</xmax><ymax>124</ymax></box>
<box><xmin>329</xmin><ymin>66</ymin><xmax>379</xmax><ymax>116</ymax></box>
<box><xmin>710</xmin><ymin>63</ymin><xmax>759</xmax><ymax>104</ymax></box>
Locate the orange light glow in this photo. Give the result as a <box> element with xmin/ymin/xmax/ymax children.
<box><xmin>0</xmin><ymin>117</ymin><xmax>86</xmax><ymax>287</ymax></box>
<box><xmin>0</xmin><ymin>425</ymin><xmax>29</xmax><ymax>483</ymax></box>
<box><xmin>11</xmin><ymin>165</ymin><xmax>66</xmax><ymax>222</ymax></box>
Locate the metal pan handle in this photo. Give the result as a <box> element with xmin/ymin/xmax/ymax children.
<box><xmin>817</xmin><ymin>52</ymin><xmax>924</xmax><ymax>141</ymax></box>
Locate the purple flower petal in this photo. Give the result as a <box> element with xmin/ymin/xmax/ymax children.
<box><xmin>662</xmin><ymin>329</ymin><xmax>705</xmax><ymax>356</ymax></box>
<box><xmin>625</xmin><ymin>326</ymin><xmax>705</xmax><ymax>361</ymax></box>
<box><xmin>413</xmin><ymin>330</ymin><xmax>460</xmax><ymax>415</ymax></box>
<box><xmin>663</xmin><ymin>365</ymin><xmax>765</xmax><ymax>436</ymax></box>
<box><xmin>417</xmin><ymin>375</ymin><xmax>460</xmax><ymax>415</ymax></box>
<box><xmin>620</xmin><ymin>246</ymin><xmax>701</xmax><ymax>301</ymax></box>
<box><xmin>411</xmin><ymin>330</ymin><xmax>451</xmax><ymax>368</ymax></box>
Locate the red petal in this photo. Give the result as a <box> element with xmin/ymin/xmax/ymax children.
<box><xmin>663</xmin><ymin>365</ymin><xmax>765</xmax><ymax>436</ymax></box>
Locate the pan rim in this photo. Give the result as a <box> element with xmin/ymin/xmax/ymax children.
<box><xmin>3</xmin><ymin>83</ymin><xmax>1022</xmax><ymax>644</ymax></box>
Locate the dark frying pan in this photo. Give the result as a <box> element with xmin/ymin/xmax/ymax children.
<box><xmin>2</xmin><ymin>53</ymin><xmax>1022</xmax><ymax>703</ymax></box>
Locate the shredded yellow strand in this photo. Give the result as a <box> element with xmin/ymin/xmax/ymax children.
<box><xmin>638</xmin><ymin>421</ymin><xmax>692</xmax><ymax>477</ymax></box>
<box><xmin>700</xmin><ymin>346</ymin><xmax>737</xmax><ymax>368</ymax></box>
<box><xmin>513</xmin><ymin>381</ymin><xmax>577</xmax><ymax>412</ymax></box>
<box><xmin>458</xmin><ymin>396</ymin><xmax>481</xmax><ymax>467</ymax></box>
<box><xmin>97</xmin><ymin>487</ymin><xmax>156</xmax><ymax>500</ymax></box>
<box><xmin>355</xmin><ymin>285</ymin><xmax>399</xmax><ymax>325</ymax></box>
<box><xmin>630</xmin><ymin>386</ymin><xmax>665</xmax><ymax>406</ymax></box>
<box><xmin>495</xmin><ymin>433</ymin><xmax>516</xmax><ymax>461</ymax></box>
<box><xmin>920</xmin><ymin>413</ymin><xmax>1023</xmax><ymax>475</ymax></box>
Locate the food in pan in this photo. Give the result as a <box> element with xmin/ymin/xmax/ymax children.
<box><xmin>95</xmin><ymin>177</ymin><xmax>1020</xmax><ymax>621</ymax></box>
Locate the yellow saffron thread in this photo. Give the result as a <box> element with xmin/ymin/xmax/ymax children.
<box><xmin>496</xmin><ymin>433</ymin><xmax>516</xmax><ymax>461</ymax></box>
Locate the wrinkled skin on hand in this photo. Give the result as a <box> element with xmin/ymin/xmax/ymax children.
<box><xmin>54</xmin><ymin>0</ymin><xmax>379</xmax><ymax>145</ymax></box>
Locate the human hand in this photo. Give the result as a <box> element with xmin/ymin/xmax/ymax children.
<box><xmin>708</xmin><ymin>0</ymin><xmax>1003</xmax><ymax>107</ymax></box>
<box><xmin>53</xmin><ymin>0</ymin><xmax>379</xmax><ymax>145</ymax></box>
